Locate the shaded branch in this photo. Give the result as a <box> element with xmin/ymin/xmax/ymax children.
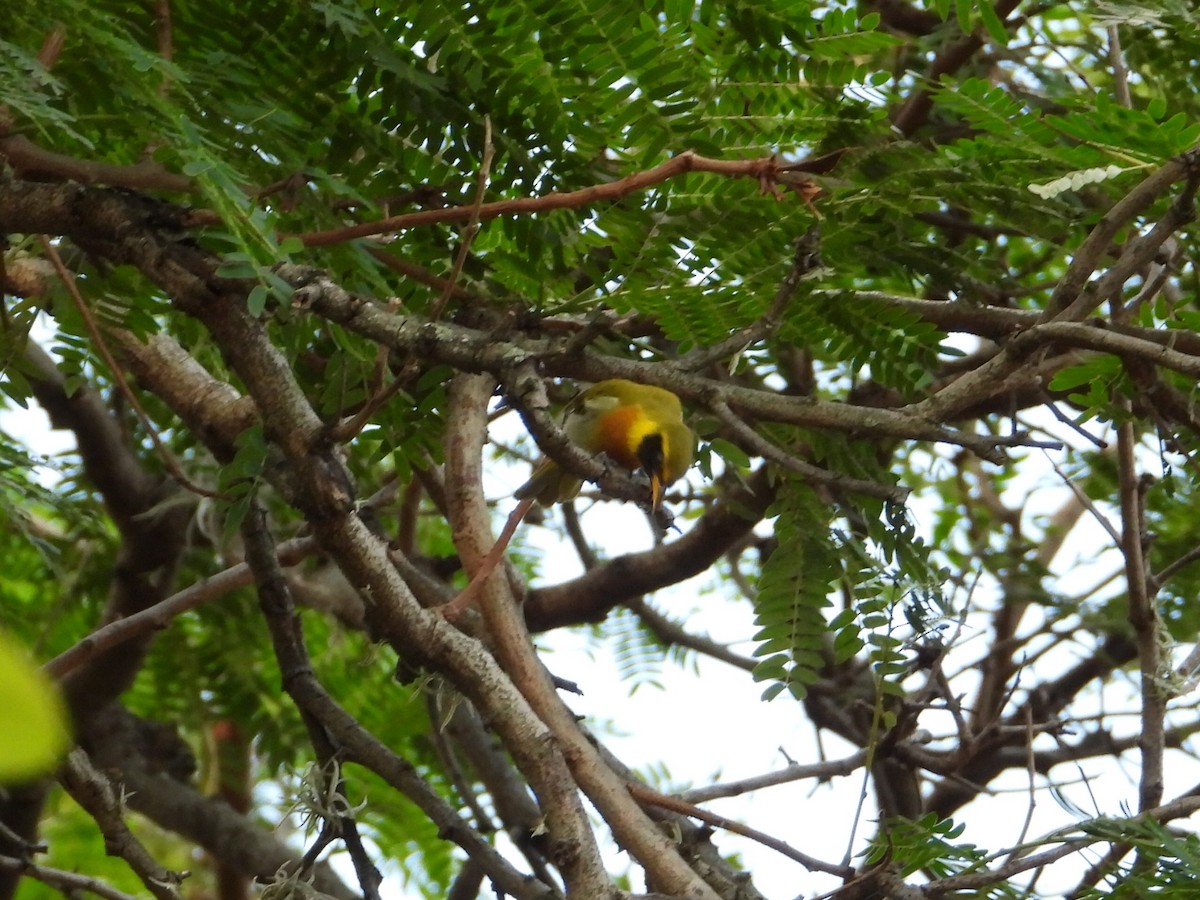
<box><xmin>0</xmin><ymin>855</ymin><xmax>142</xmax><ymax>900</ymax></box>
<box><xmin>0</xmin><ymin>134</ymin><xmax>192</xmax><ymax>192</ymax></box>
<box><xmin>59</xmin><ymin>750</ymin><xmax>184</xmax><ymax>900</ymax></box>
<box><xmin>889</xmin><ymin>0</ymin><xmax>1022</xmax><ymax>136</ymax></box>
<box><xmin>525</xmin><ymin>467</ymin><xmax>774</xmax><ymax>630</ymax></box>
<box><xmin>83</xmin><ymin>705</ymin><xmax>358</xmax><ymax>900</ymax></box>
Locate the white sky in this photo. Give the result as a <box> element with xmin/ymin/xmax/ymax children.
<box><xmin>7</xmin><ymin>363</ymin><xmax>1200</xmax><ymax>899</ymax></box>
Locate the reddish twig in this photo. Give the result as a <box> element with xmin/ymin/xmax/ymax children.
<box><xmin>36</xmin><ymin>23</ymin><xmax>67</xmax><ymax>69</ymax></box>
<box><xmin>440</xmin><ymin>497</ymin><xmax>535</xmax><ymax>620</ymax></box>
<box><xmin>153</xmin><ymin>0</ymin><xmax>174</xmax><ymax>96</ymax></box>
<box><xmin>299</xmin><ymin>152</ymin><xmax>785</xmax><ymax>247</ymax></box>
<box><xmin>365</xmin><ymin>246</ymin><xmax>475</xmax><ymax>302</ymax></box>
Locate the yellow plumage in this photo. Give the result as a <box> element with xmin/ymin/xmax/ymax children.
<box><xmin>515</xmin><ymin>379</ymin><xmax>695</xmax><ymax>512</ymax></box>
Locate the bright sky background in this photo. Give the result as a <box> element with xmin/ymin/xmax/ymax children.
<box><xmin>7</xmin><ymin>353</ymin><xmax>1200</xmax><ymax>899</ymax></box>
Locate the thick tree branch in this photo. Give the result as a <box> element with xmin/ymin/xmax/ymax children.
<box><xmin>280</xmin><ymin>264</ymin><xmax>1057</xmax><ymax>463</ymax></box>
<box><xmin>110</xmin><ymin>329</ymin><xmax>257</xmax><ymax>460</ymax></box>
<box><xmin>442</xmin><ymin>373</ymin><xmax>721</xmax><ymax>899</ymax></box>
<box><xmin>525</xmin><ymin>468</ymin><xmax>773</xmax><ymax>630</ymax></box>
<box><xmin>440</xmin><ymin>374</ymin><xmax>614</xmax><ymax>895</ymax></box>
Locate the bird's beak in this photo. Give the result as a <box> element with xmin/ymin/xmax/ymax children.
<box><xmin>637</xmin><ymin>433</ymin><xmax>668</xmax><ymax>512</ymax></box>
<box><xmin>649</xmin><ymin>472</ymin><xmax>664</xmax><ymax>511</ymax></box>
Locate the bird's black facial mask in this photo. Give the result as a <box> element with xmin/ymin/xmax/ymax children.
<box><xmin>637</xmin><ymin>433</ymin><xmax>666</xmax><ymax>509</ymax></box>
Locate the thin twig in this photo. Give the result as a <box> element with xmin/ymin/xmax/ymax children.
<box><xmin>1043</xmin><ymin>399</ymin><xmax>1108</xmax><ymax>449</ymax></box>
<box><xmin>1044</xmin><ymin>451</ymin><xmax>1123</xmax><ymax>546</ymax></box>
<box><xmin>1006</xmin><ymin>706</ymin><xmax>1038</xmax><ymax>865</ymax></box>
<box><xmin>626</xmin><ymin>597</ymin><xmax>756</xmax><ymax>673</ymax></box>
<box><xmin>0</xmin><ymin>855</ymin><xmax>142</xmax><ymax>900</ymax></box>
<box><xmin>300</xmin><ymin>151</ymin><xmax>784</xmax><ymax>247</ymax></box>
<box><xmin>1107</xmin><ymin>25</ymin><xmax>1132</xmax><ymax>109</ymax></box>
<box><xmin>626</xmin><ymin>783</ymin><xmax>855</xmax><ymax>878</ymax></box>
<box><xmin>366</xmin><ymin>246</ymin><xmax>476</xmax><ymax>302</ymax></box>
<box><xmin>1153</xmin><ymin>540</ymin><xmax>1200</xmax><ymax>591</ymax></box>
<box><xmin>1117</xmin><ymin>400</ymin><xmax>1164</xmax><ymax>816</ymax></box>
<box><xmin>440</xmin><ymin>497</ymin><xmax>535</xmax><ymax>620</ymax></box>
<box><xmin>679</xmin><ymin>225</ymin><xmax>822</xmax><ymax>372</ymax></box>
<box><xmin>328</xmin><ymin>371</ymin><xmax>411</xmax><ymax>443</ymax></box>
<box><xmin>44</xmin><ymin>535</ymin><xmax>319</xmax><ymax>678</ymax></box>
<box><xmin>560</xmin><ymin>501</ymin><xmax>598</xmax><ymax>570</ymax></box>
<box><xmin>39</xmin><ymin>236</ymin><xmax>225</xmax><ymax>499</ymax></box>
<box><xmin>681</xmin><ymin>750</ymin><xmax>869</xmax><ymax>803</ymax></box>
<box><xmin>431</xmin><ymin>116</ymin><xmax>493</xmax><ymax>321</ymax></box>
<box><xmin>708</xmin><ymin>398</ymin><xmax>908</xmax><ymax>502</ymax></box>
<box><xmin>425</xmin><ymin>693</ymin><xmax>498</xmax><ymax>833</ymax></box>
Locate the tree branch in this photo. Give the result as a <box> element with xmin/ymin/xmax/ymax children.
<box><xmin>442</xmin><ymin>373</ymin><xmax>721</xmax><ymax>899</ymax></box>
<box><xmin>83</xmin><ymin>705</ymin><xmax>358</xmax><ymax>900</ymax></box>
<box><xmin>525</xmin><ymin>467</ymin><xmax>774</xmax><ymax>630</ymax></box>
<box><xmin>0</xmin><ymin>855</ymin><xmax>143</xmax><ymax>900</ymax></box>
<box><xmin>299</xmin><ymin>151</ymin><xmax>794</xmax><ymax>247</ymax></box>
<box><xmin>238</xmin><ymin>497</ymin><xmax>550</xmax><ymax>900</ymax></box>
<box><xmin>59</xmin><ymin>750</ymin><xmax>185</xmax><ymax>900</ymax></box>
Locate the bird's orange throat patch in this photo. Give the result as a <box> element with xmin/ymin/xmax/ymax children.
<box><xmin>596</xmin><ymin>405</ymin><xmax>651</xmax><ymax>469</ymax></box>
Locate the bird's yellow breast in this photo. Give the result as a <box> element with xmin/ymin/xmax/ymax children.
<box><xmin>516</xmin><ymin>378</ymin><xmax>693</xmax><ymax>510</ymax></box>
<box><xmin>591</xmin><ymin>404</ymin><xmax>659</xmax><ymax>470</ymax></box>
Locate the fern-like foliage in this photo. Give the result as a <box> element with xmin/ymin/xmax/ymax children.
<box><xmin>752</xmin><ymin>480</ymin><xmax>840</xmax><ymax>701</ymax></box>
<box><xmin>785</xmin><ymin>289</ymin><xmax>947</xmax><ymax>398</ymax></box>
<box><xmin>752</xmin><ymin>458</ymin><xmax>948</xmax><ymax>704</ymax></box>
<box><xmin>1078</xmin><ymin>816</ymin><xmax>1200</xmax><ymax>897</ymax></box>
<box><xmin>864</xmin><ymin>813</ymin><xmax>1014</xmax><ymax>893</ymax></box>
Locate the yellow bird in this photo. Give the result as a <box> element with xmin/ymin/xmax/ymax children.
<box><xmin>515</xmin><ymin>379</ymin><xmax>695</xmax><ymax>512</ymax></box>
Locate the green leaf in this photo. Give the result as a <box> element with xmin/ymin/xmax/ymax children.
<box><xmin>247</xmin><ymin>284</ymin><xmax>269</xmax><ymax>317</ymax></box>
<box><xmin>955</xmin><ymin>0</ymin><xmax>972</xmax><ymax>33</ymax></box>
<box><xmin>977</xmin><ymin>1</ymin><xmax>1009</xmax><ymax>45</ymax></box>
<box><xmin>0</xmin><ymin>630</ymin><xmax>70</xmax><ymax>781</ymax></box>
